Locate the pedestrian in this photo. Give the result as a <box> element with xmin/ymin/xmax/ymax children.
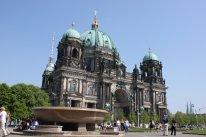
<box><xmin>116</xmin><ymin>119</ymin><xmax>121</xmax><ymax>131</ymax></box>
<box><xmin>6</xmin><ymin>112</ymin><xmax>11</xmax><ymax>127</ymax></box>
<box><xmin>162</xmin><ymin>114</ymin><xmax>168</xmax><ymax>136</ymax></box>
<box><xmin>121</xmin><ymin>119</ymin><xmax>125</xmax><ymax>131</ymax></box>
<box><xmin>155</xmin><ymin>122</ymin><xmax>159</xmax><ymax>132</ymax></box>
<box><xmin>171</xmin><ymin>118</ymin><xmax>177</xmax><ymax>136</ymax></box>
<box><xmin>124</xmin><ymin>119</ymin><xmax>129</xmax><ymax>133</ymax></box>
<box><xmin>0</xmin><ymin>107</ymin><xmax>10</xmax><ymax>136</ymax></box>
<box><xmin>149</xmin><ymin>120</ymin><xmax>154</xmax><ymax>132</ymax></box>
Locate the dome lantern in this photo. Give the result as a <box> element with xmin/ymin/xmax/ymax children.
<box><xmin>80</xmin><ymin>11</ymin><xmax>116</xmax><ymax>51</ymax></box>
<box><xmin>91</xmin><ymin>10</ymin><xmax>98</xmax><ymax>30</ymax></box>
<box><xmin>143</xmin><ymin>49</ymin><xmax>159</xmax><ymax>62</ymax></box>
<box><xmin>61</xmin><ymin>23</ymin><xmax>80</xmax><ymax>41</ymax></box>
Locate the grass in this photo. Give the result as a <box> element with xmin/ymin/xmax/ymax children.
<box><xmin>129</xmin><ymin>127</ymin><xmax>150</xmax><ymax>132</ymax></box>
<box><xmin>183</xmin><ymin>128</ymin><xmax>206</xmax><ymax>135</ymax></box>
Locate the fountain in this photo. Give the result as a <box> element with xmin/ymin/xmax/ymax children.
<box><xmin>23</xmin><ymin>106</ymin><xmax>124</xmax><ymax>136</ymax></box>
<box><xmin>33</xmin><ymin>107</ymin><xmax>108</xmax><ymax>132</ymax></box>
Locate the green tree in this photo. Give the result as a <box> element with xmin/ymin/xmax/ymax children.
<box><xmin>174</xmin><ymin>111</ymin><xmax>198</xmax><ymax>127</ymax></box>
<box><xmin>115</xmin><ymin>108</ymin><xmax>125</xmax><ymax>120</ymax></box>
<box><xmin>104</xmin><ymin>113</ymin><xmax>112</xmax><ymax>123</ymax></box>
<box><xmin>152</xmin><ymin>113</ymin><xmax>160</xmax><ymax>122</ymax></box>
<box><xmin>0</xmin><ymin>83</ymin><xmax>11</xmax><ymax>109</ymax></box>
<box><xmin>203</xmin><ymin>115</ymin><xmax>206</xmax><ymax>125</ymax></box>
<box><xmin>197</xmin><ymin>115</ymin><xmax>204</xmax><ymax>125</ymax></box>
<box><xmin>140</xmin><ymin>110</ymin><xmax>150</xmax><ymax>124</ymax></box>
<box><xmin>188</xmin><ymin>114</ymin><xmax>196</xmax><ymax>125</ymax></box>
<box><xmin>175</xmin><ymin>111</ymin><xmax>186</xmax><ymax>126</ymax></box>
<box><xmin>128</xmin><ymin>112</ymin><xmax>137</xmax><ymax>123</ymax></box>
<box><xmin>0</xmin><ymin>83</ymin><xmax>50</xmax><ymax>120</ymax></box>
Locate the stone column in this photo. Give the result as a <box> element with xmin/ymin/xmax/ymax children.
<box><xmin>133</xmin><ymin>90</ymin><xmax>136</xmax><ymax>111</ymax></box>
<box><xmin>60</xmin><ymin>78</ymin><xmax>65</xmax><ymax>102</ymax></box>
<box><xmin>82</xmin><ymin>97</ymin><xmax>85</xmax><ymax>108</ymax></box>
<box><xmin>160</xmin><ymin>69</ymin><xmax>162</xmax><ymax>77</ymax></box>
<box><xmin>141</xmin><ymin>90</ymin><xmax>144</xmax><ymax>106</ymax></box>
<box><xmin>152</xmin><ymin>90</ymin><xmax>156</xmax><ymax>113</ymax></box>
<box><xmin>78</xmin><ymin>79</ymin><xmax>80</xmax><ymax>93</ymax></box>
<box><xmin>107</xmin><ymin>84</ymin><xmax>110</xmax><ymax>102</ymax></box>
<box><xmin>66</xmin><ymin>78</ymin><xmax>68</xmax><ymax>92</ymax></box>
<box><xmin>102</xmin><ymin>83</ymin><xmax>105</xmax><ymax>109</ymax></box>
<box><xmin>164</xmin><ymin>92</ymin><xmax>167</xmax><ymax>105</ymax></box>
<box><xmin>109</xmin><ymin>83</ymin><xmax>112</xmax><ymax>111</ymax></box>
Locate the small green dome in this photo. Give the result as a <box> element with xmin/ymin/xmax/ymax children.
<box><xmin>143</xmin><ymin>51</ymin><xmax>158</xmax><ymax>61</ymax></box>
<box><xmin>80</xmin><ymin>29</ymin><xmax>116</xmax><ymax>50</ymax></box>
<box><xmin>45</xmin><ymin>62</ymin><xmax>54</xmax><ymax>72</ymax></box>
<box><xmin>62</xmin><ymin>28</ymin><xmax>80</xmax><ymax>40</ymax></box>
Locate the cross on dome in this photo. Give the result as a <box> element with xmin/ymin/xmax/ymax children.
<box><xmin>92</xmin><ymin>10</ymin><xmax>99</xmax><ymax>29</ymax></box>
<box><xmin>71</xmin><ymin>22</ymin><xmax>75</xmax><ymax>28</ymax></box>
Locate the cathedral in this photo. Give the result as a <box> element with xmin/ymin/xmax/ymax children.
<box><xmin>42</xmin><ymin>14</ymin><xmax>168</xmax><ymax>119</ymax></box>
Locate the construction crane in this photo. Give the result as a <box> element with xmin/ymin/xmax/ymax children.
<box><xmin>198</xmin><ymin>107</ymin><xmax>206</xmax><ymax>114</ymax></box>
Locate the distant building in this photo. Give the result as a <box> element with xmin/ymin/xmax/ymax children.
<box><xmin>186</xmin><ymin>102</ymin><xmax>195</xmax><ymax>114</ymax></box>
<box><xmin>42</xmin><ymin>14</ymin><xmax>168</xmax><ymax>118</ymax></box>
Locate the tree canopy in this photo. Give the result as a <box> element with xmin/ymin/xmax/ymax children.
<box><xmin>174</xmin><ymin>111</ymin><xmax>206</xmax><ymax>127</ymax></box>
<box><xmin>0</xmin><ymin>83</ymin><xmax>50</xmax><ymax>120</ymax></box>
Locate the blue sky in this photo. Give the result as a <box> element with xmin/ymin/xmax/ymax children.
<box><xmin>0</xmin><ymin>0</ymin><xmax>206</xmax><ymax>113</ymax></box>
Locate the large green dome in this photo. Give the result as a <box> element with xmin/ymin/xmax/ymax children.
<box><xmin>62</xmin><ymin>28</ymin><xmax>80</xmax><ymax>40</ymax></box>
<box><xmin>143</xmin><ymin>51</ymin><xmax>159</xmax><ymax>61</ymax></box>
<box><xmin>80</xmin><ymin>13</ymin><xmax>116</xmax><ymax>51</ymax></box>
<box><xmin>80</xmin><ymin>29</ymin><xmax>115</xmax><ymax>50</ymax></box>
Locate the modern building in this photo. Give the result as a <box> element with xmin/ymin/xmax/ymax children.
<box><xmin>42</xmin><ymin>14</ymin><xmax>168</xmax><ymax>118</ymax></box>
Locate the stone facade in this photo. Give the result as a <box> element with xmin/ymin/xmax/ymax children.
<box><xmin>42</xmin><ymin>16</ymin><xmax>167</xmax><ymax>119</ymax></box>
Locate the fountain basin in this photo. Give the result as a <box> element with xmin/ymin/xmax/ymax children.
<box><xmin>22</xmin><ymin>107</ymin><xmax>124</xmax><ymax>136</ymax></box>
<box><xmin>33</xmin><ymin>107</ymin><xmax>109</xmax><ymax>123</ymax></box>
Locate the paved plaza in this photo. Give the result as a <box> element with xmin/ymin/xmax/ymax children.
<box><xmin>125</xmin><ymin>132</ymin><xmax>206</xmax><ymax>137</ymax></box>
<box><xmin>2</xmin><ymin>128</ymin><xmax>205</xmax><ymax>137</ymax></box>
<box><xmin>6</xmin><ymin>132</ymin><xmax>206</xmax><ymax>137</ymax></box>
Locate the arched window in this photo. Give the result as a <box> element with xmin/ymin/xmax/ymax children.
<box><xmin>72</xmin><ymin>48</ymin><xmax>79</xmax><ymax>58</ymax></box>
<box><xmin>144</xmin><ymin>90</ymin><xmax>150</xmax><ymax>102</ymax></box>
<box><xmin>67</xmin><ymin>46</ymin><xmax>71</xmax><ymax>56</ymax></box>
<box><xmin>69</xmin><ymin>80</ymin><xmax>77</xmax><ymax>92</ymax></box>
<box><xmin>87</xmin><ymin>83</ymin><xmax>95</xmax><ymax>95</ymax></box>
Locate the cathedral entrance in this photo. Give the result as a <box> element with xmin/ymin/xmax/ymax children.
<box><xmin>114</xmin><ymin>89</ymin><xmax>130</xmax><ymax>119</ymax></box>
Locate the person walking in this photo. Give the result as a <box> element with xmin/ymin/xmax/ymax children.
<box><xmin>116</xmin><ymin>119</ymin><xmax>121</xmax><ymax>131</ymax></box>
<box><xmin>162</xmin><ymin>114</ymin><xmax>168</xmax><ymax>136</ymax></box>
<box><xmin>149</xmin><ymin>120</ymin><xmax>154</xmax><ymax>132</ymax></box>
<box><xmin>171</xmin><ymin>118</ymin><xmax>177</xmax><ymax>136</ymax></box>
<box><xmin>0</xmin><ymin>107</ymin><xmax>10</xmax><ymax>136</ymax></box>
<box><xmin>124</xmin><ymin>119</ymin><xmax>129</xmax><ymax>133</ymax></box>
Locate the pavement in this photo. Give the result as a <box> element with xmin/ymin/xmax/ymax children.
<box><xmin>125</xmin><ymin>132</ymin><xmax>206</xmax><ymax>137</ymax></box>
<box><xmin>8</xmin><ymin>132</ymin><xmax>206</xmax><ymax>137</ymax></box>
<box><xmin>3</xmin><ymin>127</ymin><xmax>206</xmax><ymax>137</ymax></box>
